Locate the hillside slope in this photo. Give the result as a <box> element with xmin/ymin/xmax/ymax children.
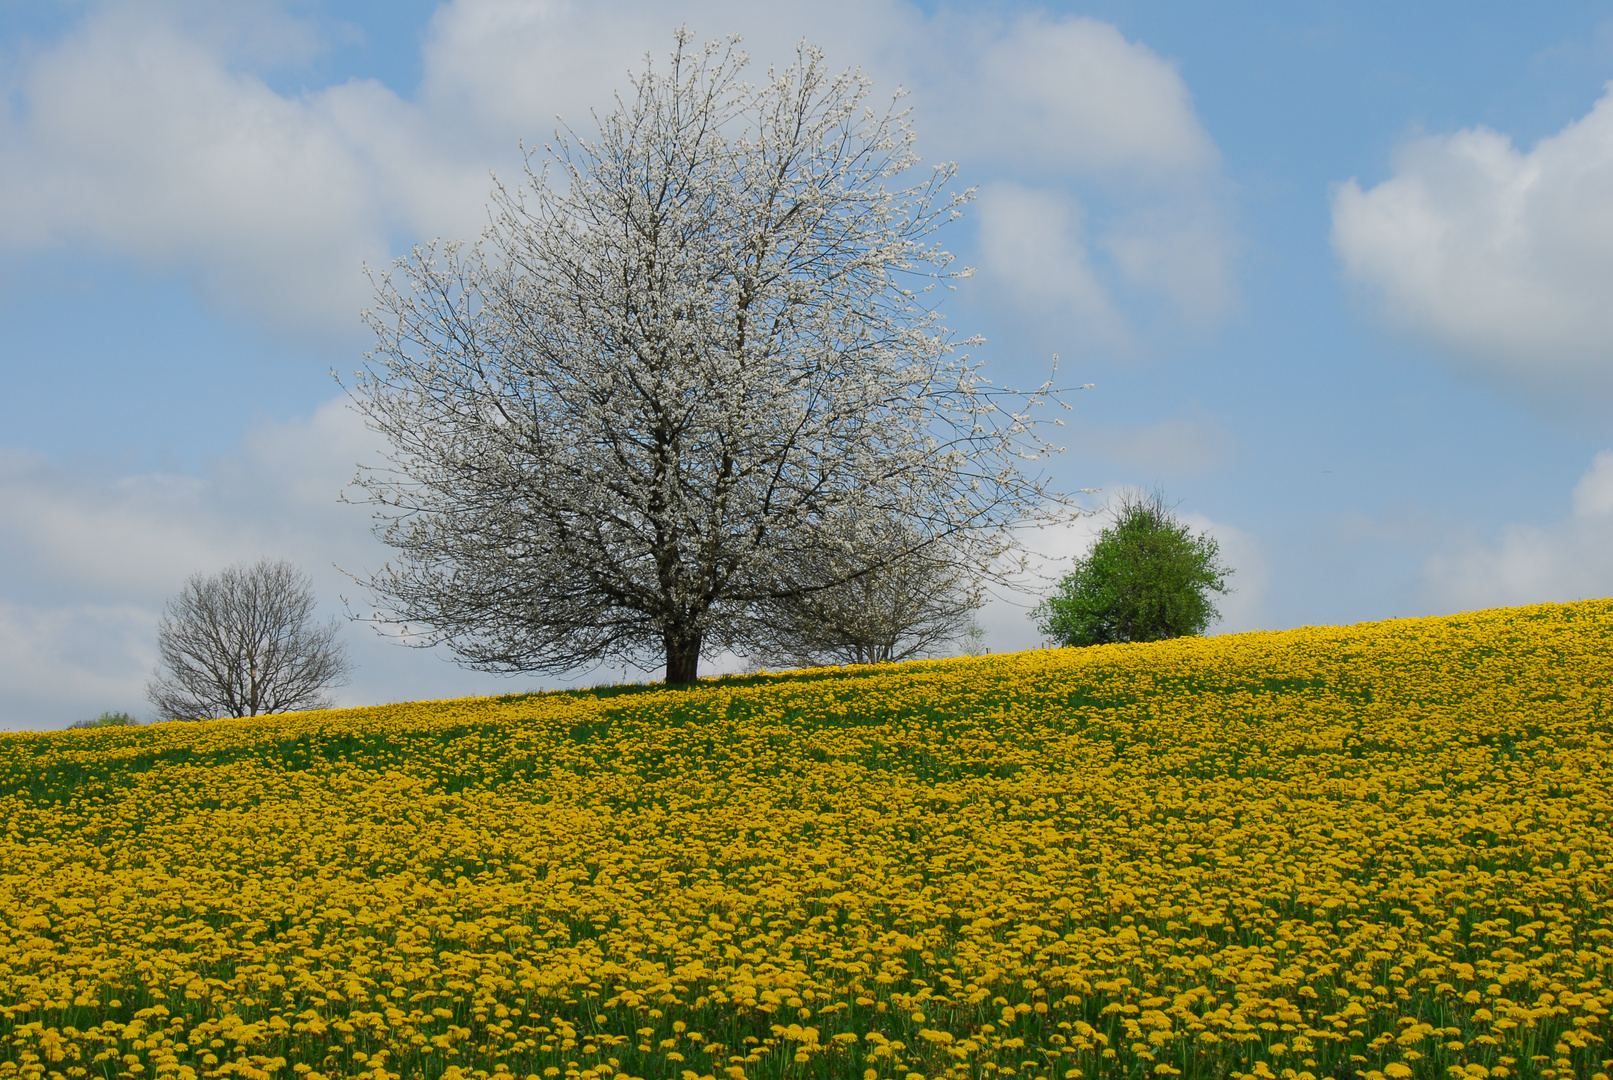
<box><xmin>2</xmin><ymin>602</ymin><xmax>1611</xmax><ymax>1080</ymax></box>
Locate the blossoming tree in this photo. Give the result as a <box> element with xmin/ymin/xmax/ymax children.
<box><xmin>347</xmin><ymin>31</ymin><xmax>1071</xmax><ymax>684</ymax></box>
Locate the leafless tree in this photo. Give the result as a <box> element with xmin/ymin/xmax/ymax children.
<box><xmin>346</xmin><ymin>30</ymin><xmax>1074</xmax><ymax>685</ymax></box>
<box><xmin>747</xmin><ymin>525</ymin><xmax>982</xmax><ymax>668</ymax></box>
<box><xmin>146</xmin><ymin>559</ymin><xmax>350</xmax><ymax>721</ymax></box>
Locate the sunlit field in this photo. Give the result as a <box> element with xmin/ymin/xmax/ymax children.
<box><xmin>3</xmin><ymin>602</ymin><xmax>1611</xmax><ymax>1080</ymax></box>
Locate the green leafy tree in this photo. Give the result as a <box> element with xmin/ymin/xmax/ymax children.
<box><xmin>1034</xmin><ymin>492</ymin><xmax>1233</xmax><ymax>647</ymax></box>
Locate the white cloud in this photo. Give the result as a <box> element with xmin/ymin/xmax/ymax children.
<box><xmin>0</xmin><ymin>0</ymin><xmax>1234</xmax><ymax>344</ymax></box>
<box><xmin>941</xmin><ymin>13</ymin><xmax>1218</xmax><ymax>178</ymax></box>
<box><xmin>976</xmin><ymin>183</ymin><xmax>1128</xmax><ymax>342</ymax></box>
<box><xmin>1423</xmin><ymin>451</ymin><xmax>1613</xmax><ymax>611</ymax></box>
<box><xmin>1332</xmin><ymin>86</ymin><xmax>1613</xmax><ymax>398</ymax></box>
<box><xmin>0</xmin><ymin>400</ymin><xmax>375</xmax><ymax>604</ymax></box>
<box><xmin>0</xmin><ymin>8</ymin><xmax>396</xmax><ymax>338</ymax></box>
<box><xmin>1573</xmin><ymin>449</ymin><xmax>1613</xmax><ymax>516</ymax></box>
<box><xmin>416</xmin><ymin>0</ymin><xmax>660</xmax><ymax>143</ymax></box>
<box><xmin>1101</xmin><ymin>202</ymin><xmax>1237</xmax><ymax>321</ymax></box>
<box><xmin>975</xmin><ymin>179</ymin><xmax>1235</xmax><ymax>336</ymax></box>
<box><xmin>0</xmin><ymin>601</ymin><xmax>161</xmax><ymax>729</ymax></box>
<box><xmin>956</xmin><ymin>15</ymin><xmax>1235</xmax><ymax>333</ymax></box>
<box><xmin>1180</xmin><ymin>510</ymin><xmax>1267</xmax><ymax>634</ymax></box>
<box><xmin>0</xmin><ymin>397</ymin><xmax>553</xmax><ymax>730</ymax></box>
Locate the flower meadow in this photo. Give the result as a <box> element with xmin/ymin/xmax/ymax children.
<box><xmin>3</xmin><ymin>603</ymin><xmax>1612</xmax><ymax>1080</ymax></box>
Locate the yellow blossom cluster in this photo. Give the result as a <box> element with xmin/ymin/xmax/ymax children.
<box><xmin>2</xmin><ymin>600</ymin><xmax>1612</xmax><ymax>1080</ymax></box>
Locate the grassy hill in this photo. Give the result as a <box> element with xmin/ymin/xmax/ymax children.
<box><xmin>2</xmin><ymin>601</ymin><xmax>1611</xmax><ymax>1080</ymax></box>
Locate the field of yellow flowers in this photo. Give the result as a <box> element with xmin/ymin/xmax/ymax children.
<box><xmin>3</xmin><ymin>601</ymin><xmax>1612</xmax><ymax>1080</ymax></box>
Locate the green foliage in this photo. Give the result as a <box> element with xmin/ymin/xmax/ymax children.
<box><xmin>1035</xmin><ymin>491</ymin><xmax>1233</xmax><ymax>647</ymax></box>
<box><xmin>66</xmin><ymin>711</ymin><xmax>138</xmax><ymax>730</ymax></box>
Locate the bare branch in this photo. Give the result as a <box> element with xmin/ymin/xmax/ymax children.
<box><xmin>146</xmin><ymin>559</ymin><xmax>350</xmax><ymax>721</ymax></box>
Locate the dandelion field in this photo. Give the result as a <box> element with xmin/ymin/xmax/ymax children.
<box><xmin>2</xmin><ymin>603</ymin><xmax>1612</xmax><ymax>1080</ymax></box>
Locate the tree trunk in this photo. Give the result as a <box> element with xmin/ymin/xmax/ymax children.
<box><xmin>664</xmin><ymin>630</ymin><xmax>702</xmax><ymax>685</ymax></box>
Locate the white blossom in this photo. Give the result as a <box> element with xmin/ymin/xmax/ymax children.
<box><xmin>346</xmin><ymin>31</ymin><xmax>1075</xmax><ymax>683</ymax></box>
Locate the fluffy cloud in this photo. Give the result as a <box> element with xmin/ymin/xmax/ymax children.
<box><xmin>0</xmin><ymin>401</ymin><xmax>372</xmax><ymax>605</ymax></box>
<box><xmin>956</xmin><ymin>16</ymin><xmax>1235</xmax><ymax>332</ymax></box>
<box><xmin>1</xmin><ymin>8</ymin><xmax>392</xmax><ymax>338</ymax></box>
<box><xmin>0</xmin><ymin>601</ymin><xmax>161</xmax><ymax>730</ymax></box>
<box><xmin>942</xmin><ymin>13</ymin><xmax>1219</xmax><ymax>178</ymax></box>
<box><xmin>971</xmin><ymin>179</ymin><xmax>1235</xmax><ymax>339</ymax></box>
<box><xmin>1422</xmin><ymin>451</ymin><xmax>1613</xmax><ymax>611</ymax></box>
<box><xmin>1332</xmin><ymin>87</ymin><xmax>1613</xmax><ymax>399</ymax></box>
<box><xmin>1180</xmin><ymin>511</ymin><xmax>1268</xmax><ymax>635</ymax></box>
<box><xmin>976</xmin><ymin>184</ymin><xmax>1129</xmax><ymax>343</ymax></box>
<box><xmin>0</xmin><ymin>398</ymin><xmax>547</xmax><ymax>730</ymax></box>
<box><xmin>0</xmin><ymin>0</ymin><xmax>1234</xmax><ymax>344</ymax></box>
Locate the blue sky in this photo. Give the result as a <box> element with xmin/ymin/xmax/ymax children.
<box><xmin>4</xmin><ymin>0</ymin><xmax>1613</xmax><ymax>728</ymax></box>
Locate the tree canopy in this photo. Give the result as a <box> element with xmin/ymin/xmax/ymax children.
<box><xmin>348</xmin><ymin>32</ymin><xmax>1069</xmax><ymax>683</ymax></box>
<box><xmin>1034</xmin><ymin>492</ymin><xmax>1232</xmax><ymax>648</ymax></box>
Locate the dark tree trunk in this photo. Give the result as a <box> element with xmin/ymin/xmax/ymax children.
<box><xmin>664</xmin><ymin>630</ymin><xmax>702</xmax><ymax>685</ymax></box>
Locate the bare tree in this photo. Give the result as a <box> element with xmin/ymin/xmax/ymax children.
<box><xmin>147</xmin><ymin>559</ymin><xmax>350</xmax><ymax>721</ymax></box>
<box><xmin>347</xmin><ymin>31</ymin><xmax>1072</xmax><ymax>685</ymax></box>
<box><xmin>747</xmin><ymin>526</ymin><xmax>982</xmax><ymax>668</ymax></box>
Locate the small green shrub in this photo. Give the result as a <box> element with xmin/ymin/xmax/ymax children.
<box><xmin>66</xmin><ymin>711</ymin><xmax>138</xmax><ymax>730</ymax></box>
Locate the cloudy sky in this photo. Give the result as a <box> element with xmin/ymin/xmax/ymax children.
<box><xmin>5</xmin><ymin>0</ymin><xmax>1613</xmax><ymax>728</ymax></box>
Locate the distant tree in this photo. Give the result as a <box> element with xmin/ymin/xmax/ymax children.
<box><xmin>66</xmin><ymin>711</ymin><xmax>137</xmax><ymax>730</ymax></box>
<box><xmin>747</xmin><ymin>526</ymin><xmax>982</xmax><ymax>668</ymax></box>
<box><xmin>1034</xmin><ymin>492</ymin><xmax>1232</xmax><ymax>647</ymax></box>
<box><xmin>346</xmin><ymin>31</ymin><xmax>1071</xmax><ymax>686</ymax></box>
<box><xmin>147</xmin><ymin>559</ymin><xmax>350</xmax><ymax>721</ymax></box>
